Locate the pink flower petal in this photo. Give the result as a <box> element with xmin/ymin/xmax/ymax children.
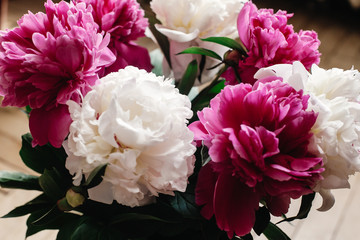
<box><xmin>30</xmin><ymin>104</ymin><xmax>72</xmax><ymax>147</ymax></box>
<box><xmin>0</xmin><ymin>0</ymin><xmax>117</xmax><ymax>147</ymax></box>
<box><xmin>224</xmin><ymin>2</ymin><xmax>320</xmax><ymax>85</ymax></box>
<box><xmin>191</xmin><ymin>80</ymin><xmax>323</xmax><ymax>235</ymax></box>
<box><xmin>265</xmin><ymin>195</ymin><xmax>291</xmax><ymax>216</ymax></box>
<box><xmin>195</xmin><ymin>163</ymin><xmax>217</xmax><ymax>220</ymax></box>
<box><xmin>105</xmin><ymin>41</ymin><xmax>152</xmax><ymax>74</ymax></box>
<box><xmin>214</xmin><ymin>173</ymin><xmax>260</xmax><ymax>238</ymax></box>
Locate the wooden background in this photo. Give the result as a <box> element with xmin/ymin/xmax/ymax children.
<box><xmin>0</xmin><ymin>0</ymin><xmax>360</xmax><ymax>239</ymax></box>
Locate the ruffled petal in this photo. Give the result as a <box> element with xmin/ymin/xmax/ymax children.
<box><xmin>30</xmin><ymin>104</ymin><xmax>72</xmax><ymax>147</ymax></box>
<box><xmin>214</xmin><ymin>173</ymin><xmax>260</xmax><ymax>238</ymax></box>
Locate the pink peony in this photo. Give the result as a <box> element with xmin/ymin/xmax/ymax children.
<box><xmin>223</xmin><ymin>2</ymin><xmax>320</xmax><ymax>85</ymax></box>
<box><xmin>0</xmin><ymin>0</ymin><xmax>116</xmax><ymax>147</ymax></box>
<box><xmin>76</xmin><ymin>0</ymin><xmax>152</xmax><ymax>73</ymax></box>
<box><xmin>189</xmin><ymin>80</ymin><xmax>323</xmax><ymax>237</ymax></box>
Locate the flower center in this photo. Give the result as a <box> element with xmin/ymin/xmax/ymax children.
<box><xmin>114</xmin><ymin>135</ymin><xmax>130</xmax><ymax>153</ymax></box>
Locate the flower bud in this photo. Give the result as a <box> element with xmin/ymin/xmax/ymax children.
<box><xmin>223</xmin><ymin>49</ymin><xmax>242</xmax><ymax>67</ymax></box>
<box><xmin>66</xmin><ymin>188</ymin><xmax>85</xmax><ymax>208</ymax></box>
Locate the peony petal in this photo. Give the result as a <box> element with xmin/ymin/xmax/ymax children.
<box><xmin>209</xmin><ymin>134</ymin><xmax>232</xmax><ymax>165</ymax></box>
<box><xmin>256</xmin><ymin>126</ymin><xmax>280</xmax><ymax>158</ymax></box>
<box><xmin>317</xmin><ymin>189</ymin><xmax>335</xmax><ymax>212</ymax></box>
<box><xmin>155</xmin><ymin>24</ymin><xmax>199</xmax><ymax>42</ymax></box>
<box><xmin>188</xmin><ymin>120</ymin><xmax>209</xmax><ymax>142</ymax></box>
<box><xmin>214</xmin><ymin>173</ymin><xmax>260</xmax><ymax>238</ymax></box>
<box><xmin>195</xmin><ymin>163</ymin><xmax>217</xmax><ymax>220</ymax></box>
<box><xmin>55</xmin><ymin>36</ymin><xmax>82</xmax><ymax>73</ymax></box>
<box><xmin>167</xmin><ymin>40</ymin><xmax>199</xmax><ymax>80</ymax></box>
<box><xmin>237</xmin><ymin>2</ymin><xmax>256</xmax><ymax>50</ymax></box>
<box><xmin>290</xmin><ymin>156</ymin><xmax>323</xmax><ymax>171</ymax></box>
<box><xmin>88</xmin><ymin>180</ymin><xmax>115</xmax><ymax>205</ymax></box>
<box><xmin>265</xmin><ymin>195</ymin><xmax>291</xmax><ymax>216</ymax></box>
<box><xmin>29</xmin><ymin>104</ymin><xmax>72</xmax><ymax>147</ymax></box>
<box><xmin>64</xmin><ymin>67</ymin><xmax>195</xmax><ymax>207</ymax></box>
<box><xmin>225</xmin><ymin>2</ymin><xmax>320</xmax><ymax>85</ymax></box>
<box><xmin>105</xmin><ymin>41</ymin><xmax>152</xmax><ymax>74</ymax></box>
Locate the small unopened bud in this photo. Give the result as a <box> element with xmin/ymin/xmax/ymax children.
<box><xmin>57</xmin><ymin>197</ymin><xmax>72</xmax><ymax>211</ymax></box>
<box><xmin>223</xmin><ymin>49</ymin><xmax>242</xmax><ymax>67</ymax></box>
<box><xmin>66</xmin><ymin>188</ymin><xmax>85</xmax><ymax>208</ymax></box>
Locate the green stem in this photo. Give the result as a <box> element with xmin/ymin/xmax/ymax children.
<box><xmin>191</xmin><ymin>64</ymin><xmax>229</xmax><ymax>108</ymax></box>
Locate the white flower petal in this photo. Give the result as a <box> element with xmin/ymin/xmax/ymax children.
<box><xmin>64</xmin><ymin>66</ymin><xmax>196</xmax><ymax>207</ymax></box>
<box><xmin>256</xmin><ymin>62</ymin><xmax>360</xmax><ymax>211</ymax></box>
<box><xmin>155</xmin><ymin>24</ymin><xmax>199</xmax><ymax>42</ymax></box>
<box><xmin>317</xmin><ymin>189</ymin><xmax>336</xmax><ymax>212</ymax></box>
<box><xmin>150</xmin><ymin>0</ymin><xmax>248</xmax><ymax>82</ymax></box>
<box><xmin>88</xmin><ymin>181</ymin><xmax>114</xmax><ymax>205</ymax></box>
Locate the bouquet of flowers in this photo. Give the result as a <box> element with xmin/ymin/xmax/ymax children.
<box><xmin>1</xmin><ymin>0</ymin><xmax>360</xmax><ymax>239</ymax></box>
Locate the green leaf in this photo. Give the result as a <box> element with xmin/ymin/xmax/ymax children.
<box><xmin>208</xmin><ymin>79</ymin><xmax>226</xmax><ymax>94</ymax></box>
<box><xmin>0</xmin><ymin>171</ymin><xmax>41</xmax><ymax>190</ymax></box>
<box><xmin>98</xmin><ymin>227</ymin><xmax>128</xmax><ymax>240</ymax></box>
<box><xmin>169</xmin><ymin>192</ymin><xmax>201</xmax><ymax>219</ymax></box>
<box><xmin>190</xmin><ymin>80</ymin><xmax>225</xmax><ymax>122</ymax></box>
<box><xmin>188</xmin><ymin>60</ymin><xmax>228</xmax><ymax>123</ymax></box>
<box><xmin>72</xmin><ymin>220</ymin><xmax>101</xmax><ymax>240</ymax></box>
<box><xmin>156</xmin><ymin>221</ymin><xmax>204</xmax><ymax>239</ymax></box>
<box><xmin>177</xmin><ymin>47</ymin><xmax>222</xmax><ymax>61</ymax></box>
<box><xmin>84</xmin><ymin>164</ymin><xmax>108</xmax><ymax>189</ymax></box>
<box><xmin>241</xmin><ymin>234</ymin><xmax>254</xmax><ymax>240</ymax></box>
<box><xmin>263</xmin><ymin>222</ymin><xmax>290</xmax><ymax>240</ymax></box>
<box><xmin>70</xmin><ymin>217</ymin><xmax>130</xmax><ymax>240</ymax></box>
<box><xmin>109</xmin><ymin>217</ymin><xmax>164</xmax><ymax>239</ymax></box>
<box><xmin>198</xmin><ymin>55</ymin><xmax>206</xmax><ymax>83</ymax></box>
<box><xmin>138</xmin><ymin>0</ymin><xmax>172</xmax><ymax>68</ymax></box>
<box><xmin>201</xmin><ymin>37</ymin><xmax>248</xmax><ymax>56</ymax></box>
<box><xmin>26</xmin><ymin>208</ymin><xmax>53</xmax><ymax>237</ymax></box>
<box><xmin>39</xmin><ymin>168</ymin><xmax>67</xmax><ymax>201</ymax></box>
<box><xmin>56</xmin><ymin>217</ymin><xmax>84</xmax><ymax>240</ymax></box>
<box><xmin>109</xmin><ymin>213</ymin><xmax>172</xmax><ymax>225</ymax></box>
<box><xmin>200</xmin><ymin>218</ymin><xmax>229</xmax><ymax>240</ymax></box>
<box><xmin>26</xmin><ymin>209</ymin><xmax>80</xmax><ymax>238</ymax></box>
<box><xmin>2</xmin><ymin>194</ymin><xmax>51</xmax><ymax>218</ymax></box>
<box><xmin>253</xmin><ymin>207</ymin><xmax>270</xmax><ymax>235</ymax></box>
<box><xmin>20</xmin><ymin>133</ymin><xmax>68</xmax><ymax>174</ymax></box>
<box><xmin>31</xmin><ymin>205</ymin><xmax>62</xmax><ymax>226</ymax></box>
<box><xmin>148</xmin><ymin>25</ymin><xmax>172</xmax><ymax>69</ymax></box>
<box><xmin>278</xmin><ymin>193</ymin><xmax>315</xmax><ymax>224</ymax></box>
<box><xmin>177</xmin><ymin>60</ymin><xmax>198</xmax><ymax>95</ymax></box>
<box><xmin>25</xmin><ymin>105</ymin><xmax>32</xmax><ymax>116</ymax></box>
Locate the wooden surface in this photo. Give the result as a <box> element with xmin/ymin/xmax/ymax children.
<box><xmin>0</xmin><ymin>107</ymin><xmax>58</xmax><ymax>239</ymax></box>
<box><xmin>0</xmin><ymin>0</ymin><xmax>8</xmax><ymax>29</ymax></box>
<box><xmin>1</xmin><ymin>0</ymin><xmax>360</xmax><ymax>239</ymax></box>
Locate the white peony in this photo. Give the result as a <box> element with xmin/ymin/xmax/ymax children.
<box><xmin>150</xmin><ymin>0</ymin><xmax>248</xmax><ymax>83</ymax></box>
<box><xmin>64</xmin><ymin>66</ymin><xmax>196</xmax><ymax>207</ymax></box>
<box><xmin>255</xmin><ymin>61</ymin><xmax>360</xmax><ymax>211</ymax></box>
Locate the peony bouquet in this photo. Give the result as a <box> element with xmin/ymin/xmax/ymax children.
<box><xmin>1</xmin><ymin>0</ymin><xmax>360</xmax><ymax>239</ymax></box>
